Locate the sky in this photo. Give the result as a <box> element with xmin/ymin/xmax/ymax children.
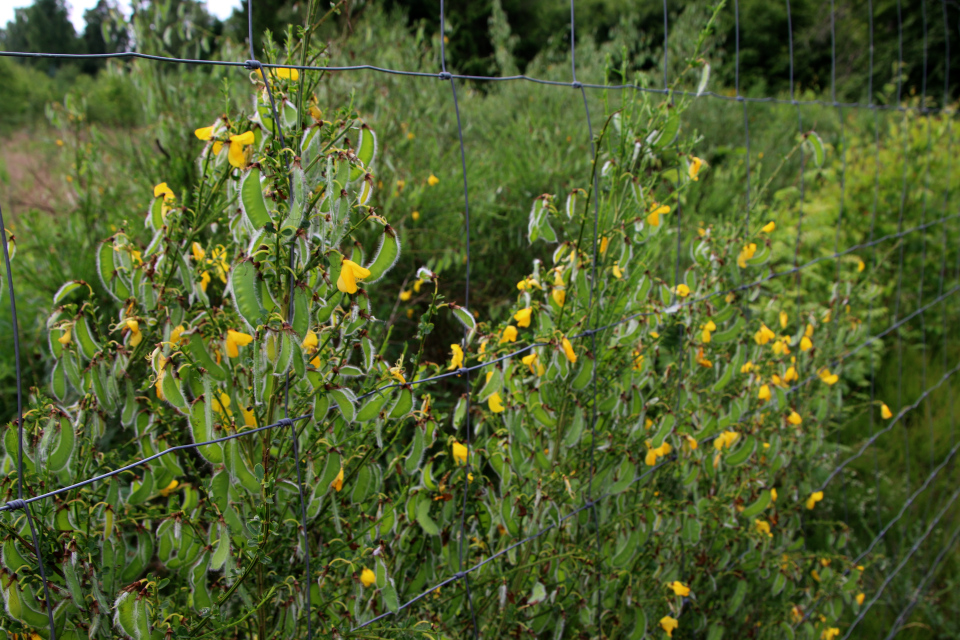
<box><xmin>0</xmin><ymin>0</ymin><xmax>241</xmax><ymax>32</ymax></box>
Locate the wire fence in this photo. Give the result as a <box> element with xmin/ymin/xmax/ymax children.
<box><xmin>0</xmin><ymin>0</ymin><xmax>958</xmax><ymax>638</ymax></box>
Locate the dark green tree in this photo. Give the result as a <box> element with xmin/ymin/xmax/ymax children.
<box><xmin>0</xmin><ymin>0</ymin><xmax>81</xmax><ymax>73</ymax></box>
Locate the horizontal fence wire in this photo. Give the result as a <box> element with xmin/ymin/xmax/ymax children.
<box><xmin>0</xmin><ymin>51</ymin><xmax>955</xmax><ymax>115</ymax></box>
<box><xmin>0</xmin><ymin>0</ymin><xmax>958</xmax><ymax>637</ymax></box>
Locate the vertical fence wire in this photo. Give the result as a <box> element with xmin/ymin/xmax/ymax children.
<box><xmin>441</xmin><ymin>1</ymin><xmax>480</xmax><ymax>637</ymax></box>
<box><xmin>891</xmin><ymin>0</ymin><xmax>912</xmax><ymax>563</ymax></box>
<box><xmin>570</xmin><ymin>0</ymin><xmax>605</xmax><ymax>630</ymax></box>
<box><xmin>0</xmin><ymin>204</ymin><xmax>57</xmax><ymax>640</ymax></box>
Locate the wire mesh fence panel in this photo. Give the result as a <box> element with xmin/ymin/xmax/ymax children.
<box><xmin>0</xmin><ymin>0</ymin><xmax>958</xmax><ymax>639</ymax></box>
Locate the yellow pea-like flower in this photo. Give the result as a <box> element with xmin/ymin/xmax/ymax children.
<box><xmin>302</xmin><ymin>330</ymin><xmax>318</xmax><ymax>353</ymax></box>
<box><xmin>855</xmin><ymin>593</ymin><xmax>865</xmax><ymax>605</ymax></box>
<box><xmin>668</xmin><ymin>581</ymin><xmax>690</xmax><ymax>596</ymax></box>
<box><xmin>806</xmin><ymin>490</ymin><xmax>824</xmax><ymax>510</ymax></box>
<box><xmin>675</xmin><ymin>283</ymin><xmax>691</xmax><ymax>297</ymax></box>
<box><xmin>659</xmin><ymin>616</ymin><xmax>678</xmax><ymax>637</ymax></box>
<box><xmin>337</xmin><ymin>258</ymin><xmax>372</xmax><ymax>294</ymax></box>
<box><xmin>780</xmin><ymin>310</ymin><xmax>788</xmax><ymax>328</ymax></box>
<box><xmin>452</xmin><ymin>441</ymin><xmax>468</xmax><ymax>465</ymax></box>
<box><xmin>514</xmin><ymin>308</ymin><xmax>533</xmax><ymax>328</ymax></box>
<box><xmin>499</xmin><ymin>326</ymin><xmax>518</xmax><ymax>344</ymax></box>
<box><xmin>399</xmin><ymin>289</ymin><xmax>412</xmax><ymax>301</ymax></box>
<box><xmin>552</xmin><ymin>288</ymin><xmax>566</xmax><ymax>306</ymax></box>
<box><xmin>787</xmin><ymin>411</ymin><xmax>802</xmax><ymax>425</ymax></box>
<box><xmin>272</xmin><ymin>67</ymin><xmax>299</xmax><ymax>81</ymax></box>
<box><xmin>562</xmin><ymin>337</ymin><xmax>577</xmax><ymax>363</ymax></box>
<box><xmin>612</xmin><ymin>262</ymin><xmax>624</xmax><ymax>279</ymax></box>
<box><xmin>58</xmin><ymin>324</ymin><xmax>73</xmax><ymax>346</ymax></box>
<box><xmin>331</xmin><ymin>465</ymin><xmax>344</xmax><ymax>492</ymax></box>
<box><xmin>427</xmin><ymin>174</ymin><xmax>440</xmax><ymax>186</ymax></box>
<box><xmin>159</xmin><ymin>479</ymin><xmax>179</xmax><ymax>497</ymax></box>
<box><xmin>688</xmin><ymin>156</ymin><xmax>703</xmax><ymax>181</ymax></box>
<box><xmin>758</xmin><ymin>384</ymin><xmax>771</xmax><ymax>401</ymax></box>
<box><xmin>448</xmin><ymin>344</ymin><xmax>464</xmax><ymax>371</ymax></box>
<box><xmin>755</xmin><ymin>519</ymin><xmax>773</xmax><ymax>537</ymax></box>
<box><xmin>227</xmin><ymin>131</ymin><xmax>255</xmax><ymax>169</ymax></box>
<box><xmin>226</xmin><ymin>329</ymin><xmax>254</xmax><ymax>358</ymax></box>
<box><xmin>599</xmin><ymin>236</ymin><xmax>610</xmax><ymax>254</ymax></box>
<box><xmin>762</xmin><ymin>221</ymin><xmax>776</xmax><ymax>233</ymax></box>
<box><xmin>125</xmin><ymin>319</ymin><xmax>142</xmax><ymax>348</ymax></box>
<box><xmin>360</xmin><ymin>567</ymin><xmax>376</xmax><ymax>587</ymax></box>
<box><xmin>488</xmin><ymin>392</ymin><xmax>505</xmax><ymax>413</ymax></box>
<box><xmin>881</xmin><ymin>403</ymin><xmax>893</xmax><ymax>419</ymax></box>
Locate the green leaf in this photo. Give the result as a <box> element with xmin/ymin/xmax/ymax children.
<box><xmin>416</xmin><ymin>498</ymin><xmax>439</xmax><ymax>535</ymax></box>
<box><xmin>741</xmin><ymin>490</ymin><xmax>772</xmax><ymax>518</ymax></box>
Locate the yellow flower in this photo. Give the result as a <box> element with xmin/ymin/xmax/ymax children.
<box><xmin>758</xmin><ymin>384</ymin><xmax>771</xmax><ymax>402</ymax></box>
<box><xmin>159</xmin><ymin>479</ymin><xmax>179</xmax><ymax>497</ymax></box>
<box><xmin>195</xmin><ymin>125</ymin><xmax>216</xmax><ymax>141</ymax></box>
<box><xmin>488</xmin><ymin>392</ymin><xmax>505</xmax><ymax>413</ymax></box>
<box><xmin>701</xmin><ymin>320</ymin><xmax>716</xmax><ymax>343</ymax></box>
<box><xmin>200</xmin><ymin>271</ymin><xmax>211</xmax><ymax>292</ymax></box>
<box><xmin>58</xmin><ymin>324</ymin><xmax>73</xmax><ymax>346</ymax></box>
<box><xmin>647</xmin><ymin>203</ymin><xmax>670</xmax><ymax>227</ymax></box>
<box><xmin>226</xmin><ymin>131</ymin><xmax>255</xmax><ymax>168</ymax></box>
<box><xmin>521</xmin><ymin>352</ymin><xmax>544</xmax><ymax>376</ymax></box>
<box><xmin>170</xmin><ymin>325</ymin><xmax>186</xmax><ymax>346</ymax></box>
<box><xmin>499</xmin><ymin>326</ymin><xmax>518</xmax><ymax>344</ymax></box>
<box><xmin>755</xmin><ymin>519</ymin><xmax>772</xmax><ymax>537</ymax></box>
<box><xmin>154</xmin><ymin>182</ymin><xmax>176</xmax><ymax>201</ymax></box>
<box><xmin>272</xmin><ymin>67</ymin><xmax>299</xmax><ymax>80</ymax></box>
<box><xmin>191</xmin><ymin>241</ymin><xmax>206</xmax><ymax>262</ymax></box>
<box><xmin>696</xmin><ymin>347</ymin><xmax>712</xmax><ymax>368</ymax></box>
<box><xmin>452</xmin><ymin>441</ymin><xmax>468</xmax><ymax>465</ymax></box>
<box><xmin>514</xmin><ymin>308</ymin><xmax>533</xmax><ymax>328</ymax></box>
<box><xmin>762</xmin><ymin>221</ymin><xmax>776</xmax><ymax>233</ymax></box>
<box><xmin>806</xmin><ymin>490</ymin><xmax>824</xmax><ymax>510</ymax></box>
<box><xmin>302</xmin><ymin>330</ymin><xmax>319</xmax><ymax>354</ymax></box>
<box><xmin>788</xmin><ymin>411</ymin><xmax>803</xmax><ymax>425</ymax></box>
<box><xmin>771</xmin><ymin>488</ymin><xmax>778</xmax><ymax>501</ymax></box>
<box><xmin>659</xmin><ymin>615</ymin><xmax>678</xmax><ymax>637</ymax></box>
<box><xmin>737</xmin><ymin>242</ymin><xmax>758</xmax><ymax>268</ymax></box>
<box><xmin>562</xmin><ymin>337</ymin><xmax>577</xmax><ymax>363</ymax></box>
<box><xmin>337</xmin><ymin>258</ymin><xmax>372</xmax><ymax>294</ymax></box>
<box><xmin>448</xmin><ymin>344</ymin><xmax>464</xmax><ymax>371</ymax></box>
<box><xmin>668</xmin><ymin>581</ymin><xmax>690</xmax><ymax>596</ymax></box>
<box><xmin>645</xmin><ymin>447</ymin><xmax>658</xmax><ymax>466</ymax></box>
<box><xmin>226</xmin><ymin>329</ymin><xmax>254</xmax><ymax>358</ymax></box>
<box><xmin>675</xmin><ymin>283</ymin><xmax>691</xmax><ymax>297</ymax></box>
<box><xmin>784</xmin><ymin>366</ymin><xmax>798</xmax><ymax>383</ymax></box>
<box><xmin>399</xmin><ymin>289</ymin><xmax>412</xmax><ymax>302</ymax></box>
<box><xmin>772</xmin><ymin>338</ymin><xmax>791</xmax><ymax>356</ymax></box>
<box><xmin>819</xmin><ymin>368</ymin><xmax>839</xmax><ymax>385</ymax></box>
<box><xmin>740</xmin><ymin>361</ymin><xmax>754</xmax><ymax>374</ymax></box>
<box><xmin>714</xmin><ymin>430</ymin><xmax>740</xmax><ymax>451</ymax></box>
<box><xmin>360</xmin><ymin>567</ymin><xmax>376</xmax><ymax>587</ymax></box>
<box><xmin>126</xmin><ymin>319</ymin><xmax>143</xmax><ymax>347</ymax></box>
<box><xmin>552</xmin><ymin>288</ymin><xmax>566</xmax><ymax>307</ymax></box>
<box><xmin>799</xmin><ymin>335</ymin><xmax>813</xmax><ymax>351</ymax></box>
<box><xmin>857</xmin><ymin>258</ymin><xmax>866</xmax><ymax>272</ymax></box>
<box><xmin>331</xmin><ymin>465</ymin><xmax>344</xmax><ymax>492</ymax></box>
<box><xmin>688</xmin><ymin>156</ymin><xmax>703</xmax><ymax>181</ymax></box>
<box><xmin>821</xmin><ymin>628</ymin><xmax>840</xmax><ymax>640</ymax></box>
<box><xmin>881</xmin><ymin>403</ymin><xmax>893</xmax><ymax>419</ymax></box>
<box><xmin>612</xmin><ymin>262</ymin><xmax>624</xmax><ymax>279</ymax></box>
<box><xmin>754</xmin><ymin>323</ymin><xmax>775</xmax><ymax>345</ymax></box>
<box><xmin>780</xmin><ymin>310</ymin><xmax>788</xmax><ymax>328</ymax></box>
<box><xmin>413</xmin><ymin>278</ymin><xmax>425</xmax><ymax>293</ymax></box>
<box><xmin>599</xmin><ymin>236</ymin><xmax>610</xmax><ymax>254</ymax></box>
<box><xmin>427</xmin><ymin>174</ymin><xmax>440</xmax><ymax>186</ymax></box>
<box><xmin>56</xmin><ymin>139</ymin><xmax>64</xmax><ymax>146</ymax></box>
<box><xmin>855</xmin><ymin>593</ymin><xmax>865</xmax><ymax>605</ymax></box>
<box><xmin>411</xmin><ymin>211</ymin><xmax>420</xmax><ymax>221</ymax></box>
<box><xmin>389</xmin><ymin>365</ymin><xmax>406</xmax><ymax>383</ymax></box>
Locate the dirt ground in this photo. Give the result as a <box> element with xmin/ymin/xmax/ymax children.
<box><xmin>0</xmin><ymin>128</ymin><xmax>75</xmax><ymax>224</ymax></box>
